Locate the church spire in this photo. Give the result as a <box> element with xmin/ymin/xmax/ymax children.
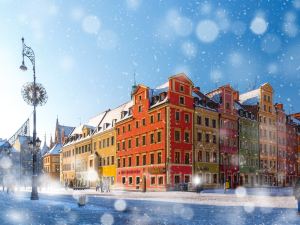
<box><xmin>131</xmin><ymin>70</ymin><xmax>138</xmax><ymax>98</ymax></box>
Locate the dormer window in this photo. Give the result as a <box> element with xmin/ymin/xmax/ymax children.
<box><xmin>128</xmin><ymin>107</ymin><xmax>132</xmax><ymax>115</ymax></box>
<box><xmin>160</xmin><ymin>92</ymin><xmax>166</xmax><ymax>101</ymax></box>
<box><xmin>194</xmin><ymin>97</ymin><xmax>200</xmax><ymax>105</ymax></box>
<box><xmin>121</xmin><ymin>111</ymin><xmax>127</xmax><ymax>119</ymax></box>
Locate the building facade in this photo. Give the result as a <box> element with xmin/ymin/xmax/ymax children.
<box><xmin>236</xmin><ymin>102</ymin><xmax>259</xmax><ymax>186</ymax></box>
<box><xmin>43</xmin><ymin>143</ymin><xmax>61</xmax><ymax>180</ymax></box>
<box><xmin>240</xmin><ymin>83</ymin><xmax>277</xmax><ymax>186</ymax></box>
<box><xmin>116</xmin><ymin>74</ymin><xmax>194</xmax><ymax>191</ymax></box>
<box><xmin>207</xmin><ymin>85</ymin><xmax>239</xmax><ymax>188</ymax></box>
<box><xmin>193</xmin><ymin>89</ymin><xmax>219</xmax><ymax>188</ymax></box>
<box><xmin>275</xmin><ymin>103</ymin><xmax>287</xmax><ymax>186</ymax></box>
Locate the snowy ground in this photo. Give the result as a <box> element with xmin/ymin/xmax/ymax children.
<box><xmin>0</xmin><ymin>188</ymin><xmax>300</xmax><ymax>225</ymax></box>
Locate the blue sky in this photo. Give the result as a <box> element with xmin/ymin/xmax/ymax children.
<box><xmin>0</xmin><ymin>0</ymin><xmax>299</xmax><ymax>143</ymax></box>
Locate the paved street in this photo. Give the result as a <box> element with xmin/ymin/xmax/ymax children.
<box><xmin>1</xmin><ymin>189</ymin><xmax>300</xmax><ymax>225</ymax></box>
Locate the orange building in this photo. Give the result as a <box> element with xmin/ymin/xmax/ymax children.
<box><xmin>116</xmin><ymin>73</ymin><xmax>194</xmax><ymax>191</ymax></box>
<box><xmin>43</xmin><ymin>144</ymin><xmax>61</xmax><ymax>180</ymax></box>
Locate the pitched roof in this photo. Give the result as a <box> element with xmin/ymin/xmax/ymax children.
<box><xmin>45</xmin><ymin>143</ymin><xmax>61</xmax><ymax>156</ymax></box>
<box><xmin>239</xmin><ymin>88</ymin><xmax>260</xmax><ymax>105</ymax></box>
<box><xmin>95</xmin><ymin>101</ymin><xmax>132</xmax><ymax>134</ymax></box>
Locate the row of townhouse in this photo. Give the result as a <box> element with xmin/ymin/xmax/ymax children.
<box><xmin>57</xmin><ymin>73</ymin><xmax>300</xmax><ymax>191</ymax></box>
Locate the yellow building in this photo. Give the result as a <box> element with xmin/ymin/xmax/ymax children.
<box><xmin>193</xmin><ymin>89</ymin><xmax>219</xmax><ymax>188</ymax></box>
<box><xmin>92</xmin><ymin>104</ymin><xmax>126</xmax><ymax>186</ymax></box>
<box><xmin>61</xmin><ymin>111</ymin><xmax>107</xmax><ymax>187</ymax></box>
<box><xmin>43</xmin><ymin>143</ymin><xmax>61</xmax><ymax>180</ymax></box>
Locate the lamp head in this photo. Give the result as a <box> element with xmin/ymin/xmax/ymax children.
<box><xmin>28</xmin><ymin>140</ymin><xmax>33</xmax><ymax>149</ymax></box>
<box><xmin>20</xmin><ymin>61</ymin><xmax>27</xmax><ymax>71</ymax></box>
<box><xmin>36</xmin><ymin>137</ymin><xmax>42</xmax><ymax>148</ymax></box>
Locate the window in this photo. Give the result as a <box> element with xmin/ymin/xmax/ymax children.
<box><xmin>158</xmin><ymin>152</ymin><xmax>162</xmax><ymax>164</ymax></box>
<box><xmin>107</xmin><ymin>138</ymin><xmax>110</xmax><ymax>147</ymax></box>
<box><xmin>151</xmin><ymin>177</ymin><xmax>156</xmax><ymax>185</ymax></box>
<box><xmin>175</xmin><ymin>111</ymin><xmax>180</xmax><ymax>121</ymax></box>
<box><xmin>136</xmin><ymin>177</ymin><xmax>140</xmax><ymax>184</ymax></box>
<box><xmin>268</xmin><ymin>96</ymin><xmax>270</xmax><ymax>102</ymax></box>
<box><xmin>122</xmin><ymin>126</ymin><xmax>125</xmax><ymax>133</ymax></box>
<box><xmin>150</xmin><ymin>115</ymin><xmax>154</xmax><ymax>124</ymax></box>
<box><xmin>175</xmin><ymin>130</ymin><xmax>181</xmax><ymax>142</ymax></box>
<box><xmin>122</xmin><ymin>158</ymin><xmax>126</xmax><ymax>167</ymax></box>
<box><xmin>157</xmin><ymin>112</ymin><xmax>161</xmax><ymax>121</ymax></box>
<box><xmin>128</xmin><ymin>124</ymin><xmax>131</xmax><ymax>131</ymax></box>
<box><xmin>185</xmin><ymin>153</ymin><xmax>190</xmax><ymax>164</ymax></box>
<box><xmin>205</xmin><ymin>118</ymin><xmax>209</xmax><ymax>127</ymax></box>
<box><xmin>213</xmin><ymin>135</ymin><xmax>216</xmax><ymax>144</ymax></box>
<box><xmin>197</xmin><ymin>116</ymin><xmax>202</xmax><ymax>125</ymax></box>
<box><xmin>142</xmin><ymin>135</ymin><xmax>146</xmax><ymax>145</ymax></box>
<box><xmin>205</xmin><ymin>133</ymin><xmax>210</xmax><ymax>143</ymax></box>
<box><xmin>117</xmin><ymin>128</ymin><xmax>120</xmax><ymax>135</ymax></box>
<box><xmin>179</xmin><ymin>96</ymin><xmax>185</xmax><ymax>105</ymax></box>
<box><xmin>122</xmin><ymin>141</ymin><xmax>125</xmax><ymax>150</ymax></box>
<box><xmin>184</xmin><ymin>114</ymin><xmax>190</xmax><ymax>123</ymax></box>
<box><xmin>150</xmin><ymin>153</ymin><xmax>155</xmax><ymax>164</ymax></box>
<box><xmin>107</xmin><ymin>157</ymin><xmax>110</xmax><ymax>165</ymax></box>
<box><xmin>135</xmin><ymin>121</ymin><xmax>139</xmax><ymax>128</ymax></box>
<box><xmin>128</xmin><ymin>139</ymin><xmax>132</xmax><ymax>148</ymax></box>
<box><xmin>197</xmin><ymin>132</ymin><xmax>202</xmax><ymax>142</ymax></box>
<box><xmin>129</xmin><ymin>177</ymin><xmax>133</xmax><ymax>185</ymax></box>
<box><xmin>117</xmin><ymin>143</ymin><xmax>120</xmax><ymax>151</ymax></box>
<box><xmin>158</xmin><ymin>176</ymin><xmax>164</xmax><ymax>185</ymax></box>
<box><xmin>184</xmin><ymin>175</ymin><xmax>190</xmax><ymax>183</ymax></box>
<box><xmin>226</xmin><ymin>102</ymin><xmax>230</xmax><ymax>109</ymax></box>
<box><xmin>184</xmin><ymin>132</ymin><xmax>190</xmax><ymax>143</ymax></box>
<box><xmin>143</xmin><ymin>154</ymin><xmax>146</xmax><ymax>165</ymax></box>
<box><xmin>198</xmin><ymin>151</ymin><xmax>202</xmax><ymax>162</ymax></box>
<box><xmin>138</xmin><ymin>105</ymin><xmax>142</xmax><ymax>112</ymax></box>
<box><xmin>180</xmin><ymin>85</ymin><xmax>184</xmax><ymax>92</ymax></box>
<box><xmin>175</xmin><ymin>152</ymin><xmax>180</xmax><ymax>164</ymax></box>
<box><xmin>174</xmin><ymin>175</ymin><xmax>180</xmax><ymax>184</ymax></box>
<box><xmin>128</xmin><ymin>157</ymin><xmax>132</xmax><ymax>167</ymax></box>
<box><xmin>135</xmin><ymin>137</ymin><xmax>139</xmax><ymax>147</ymax></box>
<box><xmin>150</xmin><ymin>133</ymin><xmax>155</xmax><ymax>144</ymax></box>
<box><xmin>111</xmin><ymin>156</ymin><xmax>115</xmax><ymax>165</ymax></box>
<box><xmin>136</xmin><ymin>155</ymin><xmax>140</xmax><ymax>166</ymax></box>
<box><xmin>139</xmin><ymin>95</ymin><xmax>142</xmax><ymax>101</ymax></box>
<box><xmin>111</xmin><ymin>136</ymin><xmax>114</xmax><ymax>145</ymax></box>
<box><xmin>157</xmin><ymin>131</ymin><xmax>161</xmax><ymax>143</ymax></box>
<box><xmin>142</xmin><ymin>118</ymin><xmax>146</xmax><ymax>126</ymax></box>
<box><xmin>206</xmin><ymin>152</ymin><xmax>210</xmax><ymax>162</ymax></box>
<box><xmin>122</xmin><ymin>177</ymin><xmax>126</xmax><ymax>184</ymax></box>
<box><xmin>117</xmin><ymin>158</ymin><xmax>120</xmax><ymax>167</ymax></box>
<box><xmin>212</xmin><ymin>119</ymin><xmax>216</xmax><ymax>128</ymax></box>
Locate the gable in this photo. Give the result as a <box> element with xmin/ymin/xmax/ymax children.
<box><xmin>169</xmin><ymin>73</ymin><xmax>194</xmax><ymax>85</ymax></box>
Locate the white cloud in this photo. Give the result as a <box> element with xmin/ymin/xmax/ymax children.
<box><xmin>196</xmin><ymin>20</ymin><xmax>219</xmax><ymax>43</ymax></box>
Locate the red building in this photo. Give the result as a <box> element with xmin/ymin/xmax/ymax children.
<box><xmin>275</xmin><ymin>103</ymin><xmax>287</xmax><ymax>186</ymax></box>
<box><xmin>207</xmin><ymin>85</ymin><xmax>239</xmax><ymax>188</ymax></box>
<box><xmin>116</xmin><ymin>73</ymin><xmax>194</xmax><ymax>191</ymax></box>
<box><xmin>286</xmin><ymin>115</ymin><xmax>298</xmax><ymax>185</ymax></box>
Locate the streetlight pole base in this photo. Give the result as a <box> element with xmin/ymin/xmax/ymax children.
<box><xmin>31</xmin><ymin>175</ymin><xmax>39</xmax><ymax>200</ymax></box>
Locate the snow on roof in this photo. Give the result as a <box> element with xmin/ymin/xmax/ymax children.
<box><xmin>118</xmin><ymin>100</ymin><xmax>134</xmax><ymax>122</ymax></box>
<box><xmin>239</xmin><ymin>89</ymin><xmax>260</xmax><ymax>105</ymax></box>
<box><xmin>58</xmin><ymin>125</ymin><xmax>75</xmax><ymax>137</ymax></box>
<box><xmin>71</xmin><ymin>111</ymin><xmax>107</xmax><ymax>136</ymax></box>
<box><xmin>95</xmin><ymin>101</ymin><xmax>132</xmax><ymax>133</ymax></box>
<box><xmin>0</xmin><ymin>139</ymin><xmax>10</xmax><ymax>149</ymax></box>
<box><xmin>46</xmin><ymin>143</ymin><xmax>62</xmax><ymax>156</ymax></box>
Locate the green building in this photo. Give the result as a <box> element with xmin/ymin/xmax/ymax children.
<box><xmin>235</xmin><ymin>102</ymin><xmax>259</xmax><ymax>186</ymax></box>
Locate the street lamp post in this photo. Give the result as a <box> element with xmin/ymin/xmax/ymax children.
<box><xmin>20</xmin><ymin>37</ymin><xmax>47</xmax><ymax>200</ymax></box>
